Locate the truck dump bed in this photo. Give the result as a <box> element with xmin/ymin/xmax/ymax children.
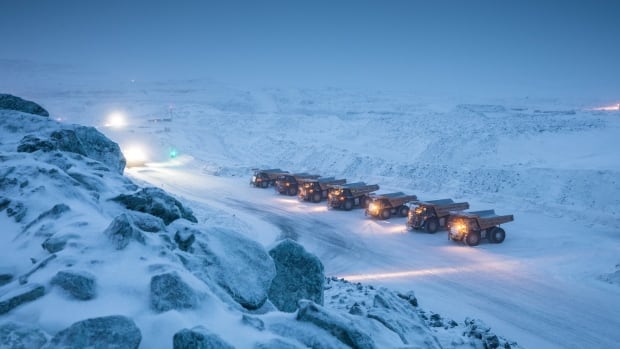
<box><xmin>331</xmin><ymin>182</ymin><xmax>380</xmax><ymax>196</ymax></box>
<box><xmin>453</xmin><ymin>210</ymin><xmax>514</xmax><ymax>230</ymax></box>
<box><xmin>415</xmin><ymin>199</ymin><xmax>470</xmax><ymax>217</ymax></box>
<box><xmin>372</xmin><ymin>192</ymin><xmax>417</xmax><ymax>206</ymax></box>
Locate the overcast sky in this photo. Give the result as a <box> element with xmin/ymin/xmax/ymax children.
<box><xmin>1</xmin><ymin>0</ymin><xmax>619</xmax><ymax>98</ymax></box>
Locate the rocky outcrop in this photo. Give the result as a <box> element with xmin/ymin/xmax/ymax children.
<box><xmin>112</xmin><ymin>187</ymin><xmax>197</xmax><ymax>225</ymax></box>
<box><xmin>268</xmin><ymin>239</ymin><xmax>324</xmax><ymax>312</ymax></box>
<box><xmin>51</xmin><ymin>270</ymin><xmax>97</xmax><ymax>301</ymax></box>
<box><xmin>174</xmin><ymin>226</ymin><xmax>196</xmax><ymax>252</ymax></box>
<box><xmin>47</xmin><ymin>315</ymin><xmax>141</xmax><ymax>349</ymax></box>
<box><xmin>463</xmin><ymin>318</ymin><xmax>519</xmax><ymax>349</ymax></box>
<box><xmin>0</xmin><ymin>283</ymin><xmax>45</xmax><ymax>315</ymax></box>
<box><xmin>150</xmin><ymin>272</ymin><xmax>200</xmax><ymax>312</ymax></box>
<box><xmin>0</xmin><ymin>322</ymin><xmax>48</xmax><ymax>349</ymax></box>
<box><xmin>41</xmin><ymin>233</ymin><xmax>79</xmax><ymax>253</ymax></box>
<box><xmin>173</xmin><ymin>327</ymin><xmax>235</xmax><ymax>349</ymax></box>
<box><xmin>103</xmin><ymin>213</ymin><xmax>146</xmax><ymax>250</ymax></box>
<box><xmin>0</xmin><ymin>94</ymin><xmax>49</xmax><ymax>117</ymax></box>
<box><xmin>296</xmin><ymin>300</ymin><xmax>375</xmax><ymax>349</ymax></box>
<box><xmin>254</xmin><ymin>339</ymin><xmax>302</xmax><ymax>349</ymax></box>
<box><xmin>176</xmin><ymin>223</ymin><xmax>275</xmax><ymax>310</ymax></box>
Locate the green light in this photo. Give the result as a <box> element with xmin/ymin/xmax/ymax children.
<box><xmin>169</xmin><ymin>148</ymin><xmax>177</xmax><ymax>158</ymax></box>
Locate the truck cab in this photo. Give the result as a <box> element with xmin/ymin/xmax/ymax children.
<box><xmin>250</xmin><ymin>168</ymin><xmax>287</xmax><ymax>188</ymax></box>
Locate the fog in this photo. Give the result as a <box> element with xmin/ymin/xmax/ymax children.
<box><xmin>1</xmin><ymin>0</ymin><xmax>619</xmax><ymax>99</ymax></box>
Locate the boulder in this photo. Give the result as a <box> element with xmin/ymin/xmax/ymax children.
<box><xmin>112</xmin><ymin>187</ymin><xmax>197</xmax><ymax>225</ymax></box>
<box><xmin>0</xmin><ymin>283</ymin><xmax>45</xmax><ymax>315</ymax></box>
<box><xmin>0</xmin><ymin>322</ymin><xmax>48</xmax><ymax>349</ymax></box>
<box><xmin>241</xmin><ymin>315</ymin><xmax>265</xmax><ymax>331</ymax></box>
<box><xmin>103</xmin><ymin>213</ymin><xmax>146</xmax><ymax>250</ymax></box>
<box><xmin>50</xmin><ymin>130</ymin><xmax>86</xmax><ymax>156</ymax></box>
<box><xmin>47</xmin><ymin>315</ymin><xmax>141</xmax><ymax>349</ymax></box>
<box><xmin>173</xmin><ymin>326</ymin><xmax>235</xmax><ymax>349</ymax></box>
<box><xmin>254</xmin><ymin>339</ymin><xmax>302</xmax><ymax>349</ymax></box>
<box><xmin>174</xmin><ymin>226</ymin><xmax>196</xmax><ymax>252</ymax></box>
<box><xmin>23</xmin><ymin>203</ymin><xmax>70</xmax><ymax>233</ymax></box>
<box><xmin>177</xmin><ymin>225</ymin><xmax>275</xmax><ymax>310</ymax></box>
<box><xmin>41</xmin><ymin>234</ymin><xmax>79</xmax><ymax>253</ymax></box>
<box><xmin>16</xmin><ymin>135</ymin><xmax>56</xmax><ymax>153</ymax></box>
<box><xmin>150</xmin><ymin>272</ymin><xmax>199</xmax><ymax>312</ymax></box>
<box><xmin>296</xmin><ymin>300</ymin><xmax>375</xmax><ymax>349</ymax></box>
<box><xmin>268</xmin><ymin>239</ymin><xmax>324</xmax><ymax>312</ymax></box>
<box><xmin>128</xmin><ymin>211</ymin><xmax>166</xmax><ymax>233</ymax></box>
<box><xmin>0</xmin><ymin>94</ymin><xmax>49</xmax><ymax>117</ymax></box>
<box><xmin>74</xmin><ymin>126</ymin><xmax>125</xmax><ymax>174</ymax></box>
<box><xmin>0</xmin><ymin>273</ymin><xmax>13</xmax><ymax>287</ymax></box>
<box><xmin>50</xmin><ymin>270</ymin><xmax>97</xmax><ymax>300</ymax></box>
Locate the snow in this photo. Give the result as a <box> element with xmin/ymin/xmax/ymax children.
<box><xmin>1</xmin><ymin>74</ymin><xmax>619</xmax><ymax>348</ymax></box>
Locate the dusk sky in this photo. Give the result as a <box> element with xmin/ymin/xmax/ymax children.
<box><xmin>2</xmin><ymin>0</ymin><xmax>619</xmax><ymax>98</ymax></box>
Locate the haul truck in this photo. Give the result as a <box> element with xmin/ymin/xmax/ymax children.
<box><xmin>365</xmin><ymin>192</ymin><xmax>418</xmax><ymax>219</ymax></box>
<box><xmin>407</xmin><ymin>199</ymin><xmax>469</xmax><ymax>233</ymax></box>
<box><xmin>250</xmin><ymin>168</ymin><xmax>288</xmax><ymax>188</ymax></box>
<box><xmin>275</xmin><ymin>173</ymin><xmax>320</xmax><ymax>196</ymax></box>
<box><xmin>448</xmin><ymin>210</ymin><xmax>514</xmax><ymax>246</ymax></box>
<box><xmin>298</xmin><ymin>177</ymin><xmax>347</xmax><ymax>203</ymax></box>
<box><xmin>327</xmin><ymin>182</ymin><xmax>380</xmax><ymax>210</ymax></box>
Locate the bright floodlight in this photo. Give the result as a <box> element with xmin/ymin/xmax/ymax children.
<box><xmin>105</xmin><ymin>112</ymin><xmax>127</xmax><ymax>128</ymax></box>
<box><xmin>124</xmin><ymin>145</ymin><xmax>147</xmax><ymax>167</ymax></box>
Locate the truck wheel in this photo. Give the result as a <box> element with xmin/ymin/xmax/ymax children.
<box><xmin>360</xmin><ymin>196</ymin><xmax>371</xmax><ymax>208</ymax></box>
<box><xmin>287</xmin><ymin>187</ymin><xmax>297</xmax><ymax>196</ymax></box>
<box><xmin>381</xmin><ymin>209</ymin><xmax>391</xmax><ymax>220</ymax></box>
<box><xmin>465</xmin><ymin>231</ymin><xmax>481</xmax><ymax>246</ymax></box>
<box><xmin>312</xmin><ymin>192</ymin><xmax>322</xmax><ymax>203</ymax></box>
<box><xmin>261</xmin><ymin>181</ymin><xmax>268</xmax><ymax>188</ymax></box>
<box><xmin>399</xmin><ymin>206</ymin><xmax>409</xmax><ymax>217</ymax></box>
<box><xmin>344</xmin><ymin>199</ymin><xmax>353</xmax><ymax>211</ymax></box>
<box><xmin>425</xmin><ymin>218</ymin><xmax>439</xmax><ymax>234</ymax></box>
<box><xmin>489</xmin><ymin>227</ymin><xmax>506</xmax><ymax>243</ymax></box>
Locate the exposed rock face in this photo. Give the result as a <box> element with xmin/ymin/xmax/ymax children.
<box><xmin>47</xmin><ymin>315</ymin><xmax>141</xmax><ymax>349</ymax></box>
<box><xmin>112</xmin><ymin>187</ymin><xmax>197</xmax><ymax>225</ymax></box>
<box><xmin>51</xmin><ymin>270</ymin><xmax>97</xmax><ymax>301</ymax></box>
<box><xmin>103</xmin><ymin>213</ymin><xmax>146</xmax><ymax>250</ymax></box>
<box><xmin>150</xmin><ymin>272</ymin><xmax>199</xmax><ymax>312</ymax></box>
<box><xmin>296</xmin><ymin>300</ymin><xmax>375</xmax><ymax>349</ymax></box>
<box><xmin>41</xmin><ymin>233</ymin><xmax>79</xmax><ymax>253</ymax></box>
<box><xmin>16</xmin><ymin>127</ymin><xmax>126</xmax><ymax>174</ymax></box>
<box><xmin>176</xmin><ymin>224</ymin><xmax>276</xmax><ymax>310</ymax></box>
<box><xmin>173</xmin><ymin>327</ymin><xmax>235</xmax><ymax>349</ymax></box>
<box><xmin>0</xmin><ymin>283</ymin><xmax>45</xmax><ymax>315</ymax></box>
<box><xmin>0</xmin><ymin>94</ymin><xmax>49</xmax><ymax>117</ymax></box>
<box><xmin>0</xmin><ymin>322</ymin><xmax>48</xmax><ymax>349</ymax></box>
<box><xmin>268</xmin><ymin>239</ymin><xmax>324</xmax><ymax>312</ymax></box>
<box><xmin>128</xmin><ymin>211</ymin><xmax>166</xmax><ymax>233</ymax></box>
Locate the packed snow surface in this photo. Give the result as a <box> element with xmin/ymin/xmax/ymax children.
<box><xmin>2</xmin><ymin>78</ymin><xmax>620</xmax><ymax>348</ymax></box>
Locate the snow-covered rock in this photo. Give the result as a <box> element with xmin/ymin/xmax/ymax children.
<box><xmin>268</xmin><ymin>239</ymin><xmax>324</xmax><ymax>312</ymax></box>
<box><xmin>0</xmin><ymin>94</ymin><xmax>48</xmax><ymax>117</ymax></box>
<box><xmin>112</xmin><ymin>187</ymin><xmax>197</xmax><ymax>224</ymax></box>
<box><xmin>45</xmin><ymin>315</ymin><xmax>141</xmax><ymax>349</ymax></box>
<box><xmin>0</xmin><ymin>322</ymin><xmax>48</xmax><ymax>349</ymax></box>
<box><xmin>174</xmin><ymin>222</ymin><xmax>276</xmax><ymax>310</ymax></box>
<box><xmin>0</xmin><ymin>283</ymin><xmax>45</xmax><ymax>315</ymax></box>
<box><xmin>173</xmin><ymin>326</ymin><xmax>235</xmax><ymax>349</ymax></box>
<box><xmin>103</xmin><ymin>213</ymin><xmax>147</xmax><ymax>250</ymax></box>
<box><xmin>50</xmin><ymin>270</ymin><xmax>97</xmax><ymax>301</ymax></box>
<box><xmin>150</xmin><ymin>272</ymin><xmax>201</xmax><ymax>312</ymax></box>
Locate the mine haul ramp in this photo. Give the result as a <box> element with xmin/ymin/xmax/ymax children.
<box><xmin>449</xmin><ymin>210</ymin><xmax>514</xmax><ymax>246</ymax></box>
<box><xmin>298</xmin><ymin>177</ymin><xmax>347</xmax><ymax>202</ymax></box>
<box><xmin>407</xmin><ymin>199</ymin><xmax>470</xmax><ymax>233</ymax></box>
<box><xmin>327</xmin><ymin>182</ymin><xmax>380</xmax><ymax>210</ymax></box>
<box><xmin>275</xmin><ymin>173</ymin><xmax>321</xmax><ymax>196</ymax></box>
<box><xmin>366</xmin><ymin>192</ymin><xmax>418</xmax><ymax>219</ymax></box>
<box><xmin>251</xmin><ymin>168</ymin><xmax>288</xmax><ymax>188</ymax></box>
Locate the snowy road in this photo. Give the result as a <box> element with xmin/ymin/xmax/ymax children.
<box><xmin>128</xmin><ymin>163</ymin><xmax>620</xmax><ymax>349</ymax></box>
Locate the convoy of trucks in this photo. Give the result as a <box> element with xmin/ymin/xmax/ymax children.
<box><xmin>250</xmin><ymin>169</ymin><xmax>514</xmax><ymax>246</ymax></box>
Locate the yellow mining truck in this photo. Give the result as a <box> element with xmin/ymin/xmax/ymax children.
<box><xmin>298</xmin><ymin>177</ymin><xmax>347</xmax><ymax>203</ymax></box>
<box><xmin>275</xmin><ymin>173</ymin><xmax>321</xmax><ymax>196</ymax></box>
<box><xmin>406</xmin><ymin>199</ymin><xmax>469</xmax><ymax>233</ymax></box>
<box><xmin>327</xmin><ymin>182</ymin><xmax>380</xmax><ymax>210</ymax></box>
<box><xmin>448</xmin><ymin>210</ymin><xmax>514</xmax><ymax>246</ymax></box>
<box><xmin>365</xmin><ymin>192</ymin><xmax>418</xmax><ymax>219</ymax></box>
<box><xmin>250</xmin><ymin>168</ymin><xmax>288</xmax><ymax>188</ymax></box>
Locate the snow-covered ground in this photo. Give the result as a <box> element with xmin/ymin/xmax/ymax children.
<box><xmin>3</xmin><ymin>73</ymin><xmax>620</xmax><ymax>348</ymax></box>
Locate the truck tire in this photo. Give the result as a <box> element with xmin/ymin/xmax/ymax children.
<box><xmin>425</xmin><ymin>218</ymin><xmax>439</xmax><ymax>234</ymax></box>
<box><xmin>261</xmin><ymin>181</ymin><xmax>268</xmax><ymax>188</ymax></box>
<box><xmin>344</xmin><ymin>199</ymin><xmax>354</xmax><ymax>211</ymax></box>
<box><xmin>361</xmin><ymin>196</ymin><xmax>371</xmax><ymax>209</ymax></box>
<box><xmin>465</xmin><ymin>231</ymin><xmax>481</xmax><ymax>246</ymax></box>
<box><xmin>381</xmin><ymin>209</ymin><xmax>391</xmax><ymax>220</ymax></box>
<box><xmin>287</xmin><ymin>187</ymin><xmax>297</xmax><ymax>196</ymax></box>
<box><xmin>489</xmin><ymin>227</ymin><xmax>506</xmax><ymax>243</ymax></box>
<box><xmin>399</xmin><ymin>206</ymin><xmax>409</xmax><ymax>217</ymax></box>
<box><xmin>312</xmin><ymin>192</ymin><xmax>322</xmax><ymax>203</ymax></box>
